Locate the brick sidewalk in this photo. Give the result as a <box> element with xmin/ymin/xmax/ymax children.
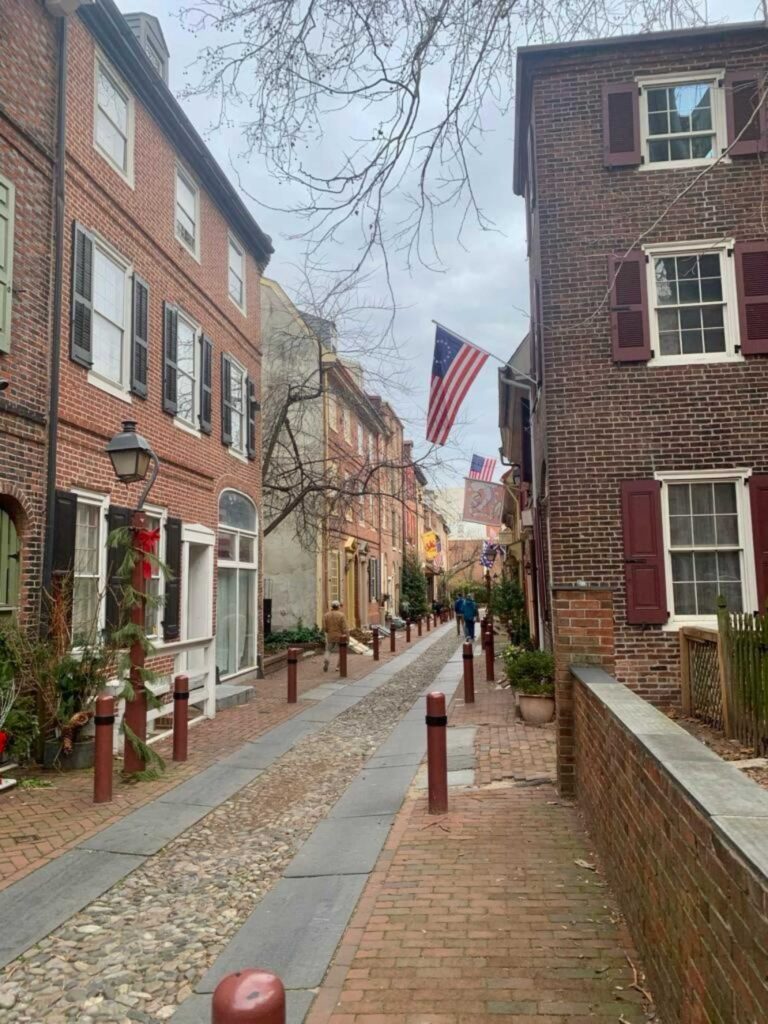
<box><xmin>0</xmin><ymin>634</ymin><xmax>413</xmax><ymax>892</ymax></box>
<box><xmin>306</xmin><ymin>663</ymin><xmax>653</xmax><ymax>1024</ymax></box>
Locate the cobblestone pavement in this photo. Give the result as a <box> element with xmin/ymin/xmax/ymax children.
<box><xmin>306</xmin><ymin>664</ymin><xmax>654</xmax><ymax>1024</ymax></box>
<box><xmin>0</xmin><ymin>637</ymin><xmax>410</xmax><ymax>891</ymax></box>
<box><xmin>0</xmin><ymin>631</ymin><xmax>459</xmax><ymax>1023</ymax></box>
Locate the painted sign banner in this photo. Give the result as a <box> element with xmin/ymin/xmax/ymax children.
<box><xmin>423</xmin><ymin>531</ymin><xmax>439</xmax><ymax>561</ymax></box>
<box><xmin>463</xmin><ymin>478</ymin><xmax>504</xmax><ymax>527</ymax></box>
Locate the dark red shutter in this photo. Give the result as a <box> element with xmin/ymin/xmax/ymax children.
<box><xmin>749</xmin><ymin>475</ymin><xmax>768</xmax><ymax>613</ymax></box>
<box><xmin>609</xmin><ymin>252</ymin><xmax>650</xmax><ymax>362</ymax></box>
<box><xmin>621</xmin><ymin>480</ymin><xmax>668</xmax><ymax>625</ymax></box>
<box><xmin>602</xmin><ymin>83</ymin><xmax>641</xmax><ymax>168</ymax></box>
<box><xmin>735</xmin><ymin>242</ymin><xmax>768</xmax><ymax>355</ymax></box>
<box><xmin>725</xmin><ymin>71</ymin><xmax>767</xmax><ymax>156</ymax></box>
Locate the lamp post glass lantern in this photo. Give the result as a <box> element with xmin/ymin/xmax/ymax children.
<box><xmin>105</xmin><ymin>421</ymin><xmax>159</xmax><ymax>507</ymax></box>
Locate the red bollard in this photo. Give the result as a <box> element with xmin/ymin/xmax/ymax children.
<box><xmin>426</xmin><ymin>692</ymin><xmax>448</xmax><ymax>815</ymax></box>
<box><xmin>287</xmin><ymin>647</ymin><xmax>299</xmax><ymax>703</ymax></box>
<box><xmin>390</xmin><ymin>625</ymin><xmax>396</xmax><ymax>653</ymax></box>
<box><xmin>173</xmin><ymin>674</ymin><xmax>189</xmax><ymax>762</ymax></box>
<box><xmin>417</xmin><ymin>617</ymin><xmax>423</xmax><ymax>637</ymax></box>
<box><xmin>484</xmin><ymin>626</ymin><xmax>495</xmax><ymax>682</ymax></box>
<box><xmin>372</xmin><ymin>625</ymin><xmax>380</xmax><ymax>662</ymax></box>
<box><xmin>93</xmin><ymin>694</ymin><xmax>114</xmax><ymax>804</ymax></box>
<box><xmin>426</xmin><ymin>614</ymin><xmax>431</xmax><ymax>632</ymax></box>
<box><xmin>212</xmin><ymin>968</ymin><xmax>286</xmax><ymax>1023</ymax></box>
<box><xmin>339</xmin><ymin>634</ymin><xmax>348</xmax><ymax>678</ymax></box>
<box><xmin>406</xmin><ymin>619</ymin><xmax>411</xmax><ymax>642</ymax></box>
<box><xmin>463</xmin><ymin>641</ymin><xmax>475</xmax><ymax>704</ymax></box>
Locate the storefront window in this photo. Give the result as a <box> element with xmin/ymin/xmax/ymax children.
<box><xmin>216</xmin><ymin>490</ymin><xmax>258</xmax><ymax>677</ymax></box>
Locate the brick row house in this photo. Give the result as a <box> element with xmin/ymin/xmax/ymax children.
<box><xmin>1</xmin><ymin>2</ymin><xmax>271</xmax><ymax>703</ymax></box>
<box><xmin>505</xmin><ymin>21</ymin><xmax>768</xmax><ymax>702</ymax></box>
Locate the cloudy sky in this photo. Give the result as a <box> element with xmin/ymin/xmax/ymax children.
<box><xmin>117</xmin><ymin>0</ymin><xmax>755</xmax><ymax>487</ymax></box>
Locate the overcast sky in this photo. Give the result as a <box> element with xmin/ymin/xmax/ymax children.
<box><xmin>117</xmin><ymin>0</ymin><xmax>756</xmax><ymax>487</ymax></box>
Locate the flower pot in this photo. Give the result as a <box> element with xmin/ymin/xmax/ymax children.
<box><xmin>44</xmin><ymin>736</ymin><xmax>95</xmax><ymax>771</ymax></box>
<box><xmin>517</xmin><ymin>693</ymin><xmax>555</xmax><ymax>725</ymax></box>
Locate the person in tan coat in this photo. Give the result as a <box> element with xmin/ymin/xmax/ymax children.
<box><xmin>323</xmin><ymin>600</ymin><xmax>348</xmax><ymax>672</ymax></box>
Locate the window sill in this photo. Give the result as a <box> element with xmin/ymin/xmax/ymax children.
<box><xmin>93</xmin><ymin>144</ymin><xmax>135</xmax><ymax>189</ymax></box>
<box><xmin>662</xmin><ymin>616</ymin><xmax>720</xmax><ymax>632</ymax></box>
<box><xmin>175</xmin><ymin>233</ymin><xmax>201</xmax><ymax>264</ymax></box>
<box><xmin>647</xmin><ymin>353</ymin><xmax>744</xmax><ymax>369</ymax></box>
<box><xmin>173</xmin><ymin>418</ymin><xmax>202</xmax><ymax>439</ymax></box>
<box><xmin>228</xmin><ymin>447</ymin><xmax>249</xmax><ymax>464</ymax></box>
<box><xmin>87</xmin><ymin>372</ymin><xmax>132</xmax><ymax>403</ymax></box>
<box><xmin>638</xmin><ymin>156</ymin><xmax>729</xmax><ymax>172</ymax></box>
<box><xmin>228</xmin><ymin>294</ymin><xmax>247</xmax><ymax>317</ymax></box>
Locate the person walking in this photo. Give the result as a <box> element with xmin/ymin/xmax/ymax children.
<box><xmin>462</xmin><ymin>593</ymin><xmax>478</xmax><ymax>642</ymax></box>
<box><xmin>323</xmin><ymin>600</ymin><xmax>348</xmax><ymax>672</ymax></box>
<box><xmin>454</xmin><ymin>593</ymin><xmax>465</xmax><ymax>637</ymax></box>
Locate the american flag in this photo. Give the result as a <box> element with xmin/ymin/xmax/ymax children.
<box><xmin>469</xmin><ymin>454</ymin><xmax>496</xmax><ymax>482</ymax></box>
<box><xmin>426</xmin><ymin>325</ymin><xmax>489</xmax><ymax>446</ymax></box>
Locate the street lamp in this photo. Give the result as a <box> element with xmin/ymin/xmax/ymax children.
<box><xmin>105</xmin><ymin>421</ymin><xmax>160</xmax><ymax>774</ymax></box>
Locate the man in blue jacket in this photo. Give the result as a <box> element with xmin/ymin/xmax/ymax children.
<box><xmin>454</xmin><ymin>593</ymin><xmax>465</xmax><ymax>636</ymax></box>
<box><xmin>462</xmin><ymin>594</ymin><xmax>478</xmax><ymax>641</ymax></box>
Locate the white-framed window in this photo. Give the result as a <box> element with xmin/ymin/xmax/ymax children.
<box><xmin>645</xmin><ymin>239</ymin><xmax>740</xmax><ymax>365</ymax></box>
<box><xmin>94</xmin><ymin>57</ymin><xmax>134</xmax><ymax>183</ymax></box>
<box><xmin>658</xmin><ymin>469</ymin><xmax>757</xmax><ymax>628</ymax></box>
<box><xmin>176</xmin><ymin>310</ymin><xmax>200</xmax><ymax>428</ymax></box>
<box><xmin>638</xmin><ymin>70</ymin><xmax>726</xmax><ymax>170</ymax></box>
<box><xmin>328</xmin><ymin>549</ymin><xmax>341</xmax><ymax>604</ymax></box>
<box><xmin>72</xmin><ymin>493</ymin><xmax>108</xmax><ymax>645</ymax></box>
<box><xmin>143</xmin><ymin>506</ymin><xmax>167</xmax><ymax>639</ymax></box>
<box><xmin>228</xmin><ymin>236</ymin><xmax>246</xmax><ymax>311</ymax></box>
<box><xmin>91</xmin><ymin>238</ymin><xmax>132</xmax><ymax>391</ymax></box>
<box><xmin>225</xmin><ymin>356</ymin><xmax>247</xmax><ymax>456</ymax></box>
<box><xmin>217</xmin><ymin>490</ymin><xmax>258</xmax><ymax>678</ymax></box>
<box><xmin>175</xmin><ymin>167</ymin><xmax>199</xmax><ymax>257</ymax></box>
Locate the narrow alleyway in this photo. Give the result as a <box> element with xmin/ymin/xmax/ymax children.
<box><xmin>0</xmin><ymin>630</ymin><xmax>653</xmax><ymax>1024</ymax></box>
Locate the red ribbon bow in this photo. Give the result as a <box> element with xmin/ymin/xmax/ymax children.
<box><xmin>135</xmin><ymin>527</ymin><xmax>160</xmax><ymax>580</ymax></box>
<box><xmin>0</xmin><ymin>731</ymin><xmax>7</xmax><ymax>756</ymax></box>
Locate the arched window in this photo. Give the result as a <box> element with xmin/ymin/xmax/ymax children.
<box><xmin>216</xmin><ymin>490</ymin><xmax>258</xmax><ymax>678</ymax></box>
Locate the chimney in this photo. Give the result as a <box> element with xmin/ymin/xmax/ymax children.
<box><xmin>123</xmin><ymin>12</ymin><xmax>170</xmax><ymax>84</ymax></box>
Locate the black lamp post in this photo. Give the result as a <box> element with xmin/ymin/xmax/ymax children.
<box><xmin>105</xmin><ymin>421</ymin><xmax>159</xmax><ymax>774</ymax></box>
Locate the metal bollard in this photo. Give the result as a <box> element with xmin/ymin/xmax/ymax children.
<box><xmin>405</xmin><ymin>619</ymin><xmax>411</xmax><ymax>643</ymax></box>
<box><xmin>484</xmin><ymin>626</ymin><xmax>495</xmax><ymax>682</ymax></box>
<box><xmin>372</xmin><ymin>625</ymin><xmax>380</xmax><ymax>661</ymax></box>
<box><xmin>93</xmin><ymin>694</ymin><xmax>115</xmax><ymax>804</ymax></box>
<box><xmin>463</xmin><ymin>641</ymin><xmax>475</xmax><ymax>704</ymax></box>
<box><xmin>426</xmin><ymin>691</ymin><xmax>448</xmax><ymax>815</ymax></box>
<box><xmin>339</xmin><ymin>634</ymin><xmax>348</xmax><ymax>678</ymax></box>
<box><xmin>287</xmin><ymin>647</ymin><xmax>299</xmax><ymax>703</ymax></box>
<box><xmin>390</xmin><ymin>624</ymin><xmax>396</xmax><ymax>653</ymax></box>
<box><xmin>212</xmin><ymin>968</ymin><xmax>286</xmax><ymax>1023</ymax></box>
<box><xmin>417</xmin><ymin>617</ymin><xmax>423</xmax><ymax>637</ymax></box>
<box><xmin>173</xmin><ymin>674</ymin><xmax>189</xmax><ymax>762</ymax></box>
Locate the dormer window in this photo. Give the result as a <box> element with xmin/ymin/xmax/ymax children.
<box><xmin>124</xmin><ymin>11</ymin><xmax>170</xmax><ymax>84</ymax></box>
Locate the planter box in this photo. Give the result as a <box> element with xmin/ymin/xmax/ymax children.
<box><xmin>517</xmin><ymin>693</ymin><xmax>555</xmax><ymax>726</ymax></box>
<box><xmin>43</xmin><ymin>737</ymin><xmax>95</xmax><ymax>771</ymax></box>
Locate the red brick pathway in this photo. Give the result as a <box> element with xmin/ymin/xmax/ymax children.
<box><xmin>0</xmin><ymin>634</ymin><xmax>413</xmax><ymax>892</ymax></box>
<box><xmin>306</xmin><ymin>662</ymin><xmax>653</xmax><ymax>1024</ymax></box>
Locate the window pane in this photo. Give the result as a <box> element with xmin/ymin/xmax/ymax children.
<box><xmin>218</xmin><ymin>530</ymin><xmax>236</xmax><ymax>560</ymax></box>
<box><xmin>658</xmin><ymin>309</ymin><xmax>678</xmax><ymax>333</ymax></box>
<box><xmin>93</xmin><ymin>315</ymin><xmax>124</xmax><ymax>384</ymax></box>
<box><xmin>696</xmin><ymin>581</ymin><xmax>718</xmax><ymax>614</ymax></box>
<box><xmin>692</xmin><ymin>515</ymin><xmax>715</xmax><ymax>545</ymax></box>
<box><xmin>715</xmin><ymin>515</ymin><xmax>739</xmax><ymax>545</ymax></box>
<box><xmin>75</xmin><ymin>504</ymin><xmax>100</xmax><ymax>574</ymax></box>
<box><xmin>648</xmin><ymin>112</ymin><xmax>668</xmax><ymax>135</ymax></box>
<box><xmin>720</xmin><ymin>581</ymin><xmax>743</xmax><ymax>611</ymax></box>
<box><xmin>177</xmin><ymin>319</ymin><xmax>196</xmax><ymax>373</ymax></box>
<box><xmin>239</xmin><ymin>535</ymin><xmax>255</xmax><ymax>562</ymax></box>
<box><xmin>176</xmin><ymin>373</ymin><xmax>194</xmax><ymax>424</ymax></box>
<box><xmin>238</xmin><ymin>569</ymin><xmax>257</xmax><ymax>670</ymax></box>
<box><xmin>647</xmin><ymin>88</ymin><xmax>667</xmax><ymax>112</ymax></box>
<box><xmin>704</xmin><ymin>329</ymin><xmax>725</xmax><ymax>352</ymax></box>
<box><xmin>679</xmin><ymin>307</ymin><xmax>701</xmax><ymax>330</ymax></box>
<box><xmin>670</xmin><ymin>137</ymin><xmax>691</xmax><ymax>161</ymax></box>
<box><xmin>702</xmin><ymin>306</ymin><xmax>724</xmax><ymax>327</ymax></box>
<box><xmin>691</xmin><ymin>484</ymin><xmax>714</xmax><ymax>515</ymax></box>
<box><xmin>714</xmin><ymin>483</ymin><xmax>736</xmax><ymax>513</ymax></box>
<box><xmin>176</xmin><ymin>173</ymin><xmax>196</xmax><ymax>218</ymax></box>
<box><xmin>672</xmin><ymin>551</ymin><xmax>694</xmax><ymax>581</ymax></box>
<box><xmin>668</xmin><ymin>485</ymin><xmax>690</xmax><ymax>515</ymax></box>
<box><xmin>673</xmin><ymin>581</ymin><xmax>697</xmax><ymax>615</ymax></box>
<box><xmin>146</xmin><ymin>577</ymin><xmax>160</xmax><ymax>636</ymax></box>
<box><xmin>219</xmin><ymin>491</ymin><xmax>256</xmax><ymax>530</ymax></box>
<box><xmin>695</xmin><ymin>551</ymin><xmax>718</xmax><ymax>581</ymax></box>
<box><xmin>659</xmin><ymin>332</ymin><xmax>680</xmax><ymax>355</ymax></box>
<box><xmin>216</xmin><ymin>567</ymin><xmax>238</xmax><ymax>677</ymax></box>
<box><xmin>670</xmin><ymin>515</ymin><xmax>692</xmax><ymax>546</ymax></box>
<box><xmin>678</xmin><ymin>279</ymin><xmax>701</xmax><ymax>304</ymax></box>
<box><xmin>98</xmin><ymin>68</ymin><xmax>128</xmax><ymax>132</ymax></box>
<box><xmin>649</xmin><ymin>140</ymin><xmax>669</xmax><ymax>163</ymax></box>
<box><xmin>718</xmin><ymin>551</ymin><xmax>741</xmax><ymax>581</ymax></box>
<box><xmin>681</xmin><ymin>329</ymin><xmax>703</xmax><ymax>354</ymax></box>
<box><xmin>96</xmin><ymin>114</ymin><xmax>127</xmax><ymax>170</ymax></box>
<box><xmin>72</xmin><ymin>578</ymin><xmax>99</xmax><ymax>643</ymax></box>
<box><xmin>655</xmin><ymin>260</ymin><xmax>678</xmax><ymax>303</ymax></box>
<box><xmin>691</xmin><ymin>136</ymin><xmax>715</xmax><ymax>159</ymax></box>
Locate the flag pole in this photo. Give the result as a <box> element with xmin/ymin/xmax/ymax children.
<box><xmin>431</xmin><ymin>319</ymin><xmax>536</xmax><ymax>383</ymax></box>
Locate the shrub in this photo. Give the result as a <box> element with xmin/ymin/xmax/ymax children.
<box><xmin>503</xmin><ymin>648</ymin><xmax>555</xmax><ymax>696</ymax></box>
<box><xmin>265</xmin><ymin>625</ymin><xmax>324</xmax><ymax>652</ymax></box>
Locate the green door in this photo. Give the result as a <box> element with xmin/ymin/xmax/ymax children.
<box><xmin>0</xmin><ymin>509</ymin><xmax>19</xmax><ymax>619</ymax></box>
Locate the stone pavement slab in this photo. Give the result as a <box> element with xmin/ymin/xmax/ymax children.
<box><xmin>78</xmin><ymin>800</ymin><xmax>212</xmax><ymax>855</ymax></box>
<box><xmin>330</xmin><ymin>765</ymin><xmax>420</xmax><ymax>818</ymax></box>
<box><xmin>156</xmin><ymin>764</ymin><xmax>263</xmax><ymax>807</ymax></box>
<box><xmin>284</xmin><ymin>815</ymin><xmax>395</xmax><ymax>877</ymax></box>
<box><xmin>0</xmin><ymin>848</ymin><xmax>143</xmax><ymax>969</ymax></box>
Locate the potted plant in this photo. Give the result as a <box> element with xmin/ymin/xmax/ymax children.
<box><xmin>42</xmin><ymin>644</ymin><xmax>111</xmax><ymax>769</ymax></box>
<box><xmin>503</xmin><ymin>647</ymin><xmax>555</xmax><ymax>725</ymax></box>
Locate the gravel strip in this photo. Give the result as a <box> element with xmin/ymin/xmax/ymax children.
<box><xmin>1</xmin><ymin>632</ymin><xmax>458</xmax><ymax>1023</ymax></box>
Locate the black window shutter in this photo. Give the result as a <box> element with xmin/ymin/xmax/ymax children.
<box><xmin>163</xmin><ymin>517</ymin><xmax>182</xmax><ymax>642</ymax></box>
<box><xmin>131</xmin><ymin>274</ymin><xmax>149</xmax><ymax>398</ymax></box>
<box><xmin>105</xmin><ymin>505</ymin><xmax>132</xmax><ymax>637</ymax></box>
<box><xmin>247</xmin><ymin>376</ymin><xmax>258</xmax><ymax>461</ymax></box>
<box><xmin>221</xmin><ymin>353</ymin><xmax>232</xmax><ymax>446</ymax></box>
<box><xmin>163</xmin><ymin>302</ymin><xmax>178</xmax><ymax>415</ymax></box>
<box><xmin>52</xmin><ymin>490</ymin><xmax>78</xmax><ymax>575</ymax></box>
<box><xmin>200</xmin><ymin>334</ymin><xmax>213</xmax><ymax>434</ymax></box>
<box><xmin>71</xmin><ymin>223</ymin><xmax>94</xmax><ymax>368</ymax></box>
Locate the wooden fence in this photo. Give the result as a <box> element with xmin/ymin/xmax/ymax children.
<box><xmin>680</xmin><ymin>603</ymin><xmax>768</xmax><ymax>754</ymax></box>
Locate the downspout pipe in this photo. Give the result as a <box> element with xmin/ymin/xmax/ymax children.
<box><xmin>42</xmin><ymin>13</ymin><xmax>69</xmax><ymax>610</ymax></box>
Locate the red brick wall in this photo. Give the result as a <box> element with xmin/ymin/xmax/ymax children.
<box><xmin>527</xmin><ymin>28</ymin><xmax>768</xmax><ymax>703</ymax></box>
<box><xmin>0</xmin><ymin>0</ymin><xmax>58</xmax><ymax>623</ymax></box>
<box><xmin>57</xmin><ymin>19</ymin><xmax>264</xmax><ymax>653</ymax></box>
<box><xmin>574</xmin><ymin>676</ymin><xmax>768</xmax><ymax>1022</ymax></box>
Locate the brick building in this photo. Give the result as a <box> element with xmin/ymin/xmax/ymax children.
<box><xmin>0</xmin><ymin>0</ymin><xmax>60</xmax><ymax>626</ymax></box>
<box><xmin>41</xmin><ymin>2</ymin><xmax>271</xmax><ymax>692</ymax></box>
<box><xmin>509</xmin><ymin>21</ymin><xmax>768</xmax><ymax>702</ymax></box>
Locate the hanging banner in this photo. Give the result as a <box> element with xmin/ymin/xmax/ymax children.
<box><xmin>422</xmin><ymin>531</ymin><xmax>439</xmax><ymax>561</ymax></box>
<box><xmin>463</xmin><ymin>478</ymin><xmax>504</xmax><ymax>527</ymax></box>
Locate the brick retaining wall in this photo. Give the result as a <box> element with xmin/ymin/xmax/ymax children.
<box><xmin>573</xmin><ymin>665</ymin><xmax>768</xmax><ymax>1023</ymax></box>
